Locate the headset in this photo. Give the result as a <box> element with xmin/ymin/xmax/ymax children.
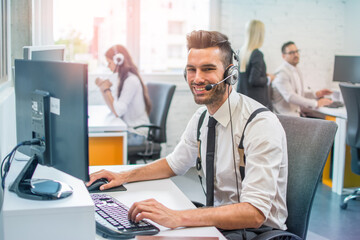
<box><xmin>183</xmin><ymin>48</ymin><xmax>240</xmax><ymax>91</ymax></box>
<box><xmin>113</xmin><ymin>53</ymin><xmax>125</xmax><ymax>66</ymax></box>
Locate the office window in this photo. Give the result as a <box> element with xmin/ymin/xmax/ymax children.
<box><xmin>53</xmin><ymin>0</ymin><xmax>209</xmax><ymax>74</ymax></box>
<box><xmin>168</xmin><ymin>21</ymin><xmax>183</xmax><ymax>35</ymax></box>
<box><xmin>0</xmin><ymin>0</ymin><xmax>8</xmax><ymax>84</ymax></box>
<box><xmin>168</xmin><ymin>45</ymin><xmax>182</xmax><ymax>58</ymax></box>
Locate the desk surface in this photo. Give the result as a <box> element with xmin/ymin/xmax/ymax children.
<box><xmin>90</xmin><ymin>165</ymin><xmax>226</xmax><ymax>240</ymax></box>
<box><xmin>88</xmin><ymin>105</ymin><xmax>127</xmax><ymax>132</ymax></box>
<box><xmin>1</xmin><ymin>155</ymin><xmax>95</xmax><ymax>240</ymax></box>
<box><xmin>316</xmin><ymin>106</ymin><xmax>347</xmax><ymax>119</ymax></box>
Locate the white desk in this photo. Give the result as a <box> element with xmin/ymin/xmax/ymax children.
<box><xmin>316</xmin><ymin>106</ymin><xmax>347</xmax><ymax>195</ymax></box>
<box><xmin>88</xmin><ymin>105</ymin><xmax>128</xmax><ymax>164</ymax></box>
<box><xmin>0</xmin><ymin>157</ymin><xmax>95</xmax><ymax>240</ymax></box>
<box><xmin>1</xmin><ymin>163</ymin><xmax>225</xmax><ymax>239</ymax></box>
<box><xmin>90</xmin><ymin>165</ymin><xmax>226</xmax><ymax>240</ymax></box>
<box><xmin>88</xmin><ymin>105</ymin><xmax>127</xmax><ymax>132</ymax></box>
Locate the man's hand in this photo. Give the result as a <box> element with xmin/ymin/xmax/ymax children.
<box><xmin>316</xmin><ymin>89</ymin><xmax>333</xmax><ymax>98</ymax></box>
<box><xmin>267</xmin><ymin>73</ymin><xmax>276</xmax><ymax>83</ymax></box>
<box><xmin>317</xmin><ymin>98</ymin><xmax>333</xmax><ymax>107</ymax></box>
<box><xmin>128</xmin><ymin>198</ymin><xmax>183</xmax><ymax>229</ymax></box>
<box><xmin>86</xmin><ymin>169</ymin><xmax>126</xmax><ymax>190</ymax></box>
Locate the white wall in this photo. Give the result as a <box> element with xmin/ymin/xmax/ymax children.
<box><xmin>219</xmin><ymin>0</ymin><xmax>360</xmax><ymax>90</ymax></box>
<box><xmin>0</xmin><ymin>87</ymin><xmax>16</xmax><ymax>160</ymax></box>
<box><xmin>344</xmin><ymin>0</ymin><xmax>360</xmax><ymax>55</ymax></box>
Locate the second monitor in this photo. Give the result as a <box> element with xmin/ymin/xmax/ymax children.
<box><xmin>333</xmin><ymin>55</ymin><xmax>360</xmax><ymax>84</ymax></box>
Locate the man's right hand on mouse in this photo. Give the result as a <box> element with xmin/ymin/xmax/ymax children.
<box><xmin>86</xmin><ymin>169</ymin><xmax>126</xmax><ymax>191</ymax></box>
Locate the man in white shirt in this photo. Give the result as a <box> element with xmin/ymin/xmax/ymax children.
<box><xmin>272</xmin><ymin>41</ymin><xmax>333</xmax><ymax>116</ymax></box>
<box><xmin>88</xmin><ymin>30</ymin><xmax>288</xmax><ymax>239</ymax></box>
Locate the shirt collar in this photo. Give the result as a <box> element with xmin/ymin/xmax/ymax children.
<box><xmin>211</xmin><ymin>89</ymin><xmax>239</xmax><ymax>128</ymax></box>
<box><xmin>284</xmin><ymin>61</ymin><xmax>298</xmax><ymax>71</ymax></box>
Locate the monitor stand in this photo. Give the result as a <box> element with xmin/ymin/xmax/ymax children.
<box><xmin>9</xmin><ymin>154</ymin><xmax>73</xmax><ymax>200</ymax></box>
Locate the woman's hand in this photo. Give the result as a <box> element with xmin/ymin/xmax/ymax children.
<box><xmin>96</xmin><ymin>78</ymin><xmax>113</xmax><ymax>92</ymax></box>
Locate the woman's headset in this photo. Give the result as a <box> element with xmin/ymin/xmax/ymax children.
<box><xmin>113</xmin><ymin>53</ymin><xmax>124</xmax><ymax>66</ymax></box>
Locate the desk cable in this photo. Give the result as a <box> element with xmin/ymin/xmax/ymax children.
<box><xmin>1</xmin><ymin>139</ymin><xmax>41</xmax><ymax>189</ymax></box>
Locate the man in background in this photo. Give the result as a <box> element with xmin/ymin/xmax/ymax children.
<box><xmin>271</xmin><ymin>41</ymin><xmax>333</xmax><ymax>116</ymax></box>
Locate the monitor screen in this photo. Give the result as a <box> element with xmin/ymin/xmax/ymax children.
<box><xmin>23</xmin><ymin>45</ymin><xmax>65</xmax><ymax>61</ymax></box>
<box><xmin>14</xmin><ymin>59</ymin><xmax>89</xmax><ymax>181</ymax></box>
<box><xmin>333</xmin><ymin>55</ymin><xmax>360</xmax><ymax>83</ymax></box>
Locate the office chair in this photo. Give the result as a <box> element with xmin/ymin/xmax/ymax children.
<box><xmin>253</xmin><ymin>115</ymin><xmax>337</xmax><ymax>240</ymax></box>
<box><xmin>339</xmin><ymin>83</ymin><xmax>360</xmax><ymax>209</ymax></box>
<box><xmin>0</xmin><ymin>174</ymin><xmax>3</xmax><ymax>212</ymax></box>
<box><xmin>127</xmin><ymin>82</ymin><xmax>176</xmax><ymax>164</ymax></box>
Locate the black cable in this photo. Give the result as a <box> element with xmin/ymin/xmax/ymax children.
<box><xmin>1</xmin><ymin>139</ymin><xmax>41</xmax><ymax>189</ymax></box>
<box><xmin>227</xmin><ymin>86</ymin><xmax>247</xmax><ymax>239</ymax></box>
<box><xmin>227</xmin><ymin>86</ymin><xmax>240</xmax><ymax>203</ymax></box>
<box><xmin>198</xmin><ymin>174</ymin><xmax>207</xmax><ymax>196</ymax></box>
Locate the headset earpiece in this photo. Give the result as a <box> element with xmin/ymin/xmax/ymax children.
<box><xmin>223</xmin><ymin>49</ymin><xmax>240</xmax><ymax>85</ymax></box>
<box><xmin>113</xmin><ymin>53</ymin><xmax>124</xmax><ymax>66</ymax></box>
<box><xmin>223</xmin><ymin>64</ymin><xmax>239</xmax><ymax>85</ymax></box>
<box><xmin>183</xmin><ymin>68</ymin><xmax>187</xmax><ymax>82</ymax></box>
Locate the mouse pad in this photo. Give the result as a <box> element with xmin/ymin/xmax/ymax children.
<box><xmin>89</xmin><ymin>185</ymin><xmax>127</xmax><ymax>193</ymax></box>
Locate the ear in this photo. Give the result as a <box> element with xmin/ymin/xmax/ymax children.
<box><xmin>113</xmin><ymin>53</ymin><xmax>125</xmax><ymax>66</ymax></box>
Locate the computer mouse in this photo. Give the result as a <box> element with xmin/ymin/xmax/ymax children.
<box><xmin>87</xmin><ymin>178</ymin><xmax>109</xmax><ymax>192</ymax></box>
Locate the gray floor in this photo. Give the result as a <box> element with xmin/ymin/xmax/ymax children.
<box><xmin>170</xmin><ymin>168</ymin><xmax>360</xmax><ymax>240</ymax></box>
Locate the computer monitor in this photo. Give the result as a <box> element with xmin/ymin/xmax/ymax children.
<box><xmin>333</xmin><ymin>55</ymin><xmax>360</xmax><ymax>83</ymax></box>
<box><xmin>23</xmin><ymin>45</ymin><xmax>65</xmax><ymax>61</ymax></box>
<box><xmin>12</xmin><ymin>59</ymin><xmax>89</xmax><ymax>200</ymax></box>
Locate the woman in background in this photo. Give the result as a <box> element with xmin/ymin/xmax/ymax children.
<box><xmin>236</xmin><ymin>20</ymin><xmax>275</xmax><ymax>110</ymax></box>
<box><xmin>96</xmin><ymin>45</ymin><xmax>152</xmax><ymax>145</ymax></box>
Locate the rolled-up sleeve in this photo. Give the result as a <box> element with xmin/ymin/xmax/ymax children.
<box><xmin>240</xmin><ymin>114</ymin><xmax>287</xmax><ymax>220</ymax></box>
<box><xmin>166</xmin><ymin>108</ymin><xmax>204</xmax><ymax>176</ymax></box>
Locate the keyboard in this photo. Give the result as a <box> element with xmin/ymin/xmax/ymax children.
<box><xmin>326</xmin><ymin>101</ymin><xmax>344</xmax><ymax>108</ymax></box>
<box><xmin>91</xmin><ymin>193</ymin><xmax>159</xmax><ymax>239</ymax></box>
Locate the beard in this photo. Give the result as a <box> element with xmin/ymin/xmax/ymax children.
<box><xmin>192</xmin><ymin>82</ymin><xmax>227</xmax><ymax>105</ymax></box>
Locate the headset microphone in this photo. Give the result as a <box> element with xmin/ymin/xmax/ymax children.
<box><xmin>205</xmin><ymin>72</ymin><xmax>237</xmax><ymax>91</ymax></box>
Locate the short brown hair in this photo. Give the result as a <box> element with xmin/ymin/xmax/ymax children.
<box><xmin>186</xmin><ymin>30</ymin><xmax>234</xmax><ymax>69</ymax></box>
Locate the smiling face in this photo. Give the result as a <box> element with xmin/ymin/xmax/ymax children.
<box><xmin>185</xmin><ymin>46</ymin><xmax>229</xmax><ymax>114</ymax></box>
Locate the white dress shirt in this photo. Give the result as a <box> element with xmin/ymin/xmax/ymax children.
<box><xmin>166</xmin><ymin>90</ymin><xmax>288</xmax><ymax>230</ymax></box>
<box><xmin>272</xmin><ymin>62</ymin><xmax>317</xmax><ymax>116</ymax></box>
<box><xmin>112</xmin><ymin>73</ymin><xmax>150</xmax><ymax>136</ymax></box>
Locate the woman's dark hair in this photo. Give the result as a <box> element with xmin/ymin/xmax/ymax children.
<box><xmin>105</xmin><ymin>45</ymin><xmax>152</xmax><ymax>115</ymax></box>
